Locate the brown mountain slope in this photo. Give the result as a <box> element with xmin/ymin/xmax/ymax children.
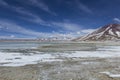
<box><xmin>75</xmin><ymin>24</ymin><xmax>120</xmax><ymax>41</ymax></box>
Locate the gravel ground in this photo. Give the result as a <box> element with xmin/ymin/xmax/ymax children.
<box><xmin>0</xmin><ymin>57</ymin><xmax>120</xmax><ymax>80</ymax></box>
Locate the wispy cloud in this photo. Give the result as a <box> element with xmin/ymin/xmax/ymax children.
<box><xmin>0</xmin><ymin>0</ymin><xmax>8</xmax><ymax>6</ymax></box>
<box><xmin>25</xmin><ymin>17</ymin><xmax>81</xmax><ymax>32</ymax></box>
<box><xmin>12</xmin><ymin>7</ymin><xmax>49</xmax><ymax>27</ymax></box>
<box><xmin>0</xmin><ymin>0</ymin><xmax>81</xmax><ymax>32</ymax></box>
<box><xmin>0</xmin><ymin>0</ymin><xmax>56</xmax><ymax>17</ymax></box>
<box><xmin>113</xmin><ymin>18</ymin><xmax>120</xmax><ymax>23</ymax></box>
<box><xmin>0</xmin><ymin>19</ymin><xmax>82</xmax><ymax>38</ymax></box>
<box><xmin>0</xmin><ymin>0</ymin><xmax>94</xmax><ymax>38</ymax></box>
<box><xmin>0</xmin><ymin>19</ymin><xmax>95</xmax><ymax>38</ymax></box>
<box><xmin>0</xmin><ymin>0</ymin><xmax>29</xmax><ymax>16</ymax></box>
<box><xmin>75</xmin><ymin>0</ymin><xmax>93</xmax><ymax>14</ymax></box>
<box><xmin>26</xmin><ymin>18</ymin><xmax>81</xmax><ymax>32</ymax></box>
<box><xmin>27</xmin><ymin>0</ymin><xmax>57</xmax><ymax>16</ymax></box>
<box><xmin>0</xmin><ymin>20</ymin><xmax>46</xmax><ymax>37</ymax></box>
<box><xmin>0</xmin><ymin>0</ymin><xmax>47</xmax><ymax>26</ymax></box>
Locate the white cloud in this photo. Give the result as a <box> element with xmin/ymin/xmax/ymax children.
<box><xmin>51</xmin><ymin>22</ymin><xmax>81</xmax><ymax>31</ymax></box>
<box><xmin>81</xmin><ymin>29</ymin><xmax>96</xmax><ymax>33</ymax></box>
<box><xmin>76</xmin><ymin>31</ymin><xmax>81</xmax><ymax>34</ymax></box>
<box><xmin>0</xmin><ymin>35</ymin><xmax>14</xmax><ymax>39</ymax></box>
<box><xmin>0</xmin><ymin>33</ymin><xmax>15</xmax><ymax>39</ymax></box>
<box><xmin>76</xmin><ymin>0</ymin><xmax>93</xmax><ymax>14</ymax></box>
<box><xmin>10</xmin><ymin>35</ymin><xmax>15</xmax><ymax>38</ymax></box>
<box><xmin>113</xmin><ymin>18</ymin><xmax>120</xmax><ymax>23</ymax></box>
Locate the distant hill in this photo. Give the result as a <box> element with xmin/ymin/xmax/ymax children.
<box><xmin>74</xmin><ymin>24</ymin><xmax>120</xmax><ymax>41</ymax></box>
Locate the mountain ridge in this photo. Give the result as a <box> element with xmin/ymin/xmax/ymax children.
<box><xmin>75</xmin><ymin>23</ymin><xmax>120</xmax><ymax>41</ymax></box>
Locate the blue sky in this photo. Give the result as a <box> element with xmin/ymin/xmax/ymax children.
<box><xmin>0</xmin><ymin>0</ymin><xmax>120</xmax><ymax>38</ymax></box>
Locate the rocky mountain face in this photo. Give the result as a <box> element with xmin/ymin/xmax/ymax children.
<box><xmin>75</xmin><ymin>24</ymin><xmax>120</xmax><ymax>41</ymax></box>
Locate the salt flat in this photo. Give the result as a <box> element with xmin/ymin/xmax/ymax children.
<box><xmin>0</xmin><ymin>45</ymin><xmax>120</xmax><ymax>66</ymax></box>
<box><xmin>0</xmin><ymin>41</ymin><xmax>120</xmax><ymax>80</ymax></box>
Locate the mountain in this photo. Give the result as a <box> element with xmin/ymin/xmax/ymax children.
<box><xmin>75</xmin><ymin>24</ymin><xmax>120</xmax><ymax>41</ymax></box>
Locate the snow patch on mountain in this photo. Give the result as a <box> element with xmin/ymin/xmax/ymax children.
<box><xmin>75</xmin><ymin>24</ymin><xmax>120</xmax><ymax>41</ymax></box>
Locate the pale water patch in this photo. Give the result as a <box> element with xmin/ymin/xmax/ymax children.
<box><xmin>0</xmin><ymin>42</ymin><xmax>54</xmax><ymax>49</ymax></box>
<box><xmin>97</xmin><ymin>46</ymin><xmax>120</xmax><ymax>51</ymax></box>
